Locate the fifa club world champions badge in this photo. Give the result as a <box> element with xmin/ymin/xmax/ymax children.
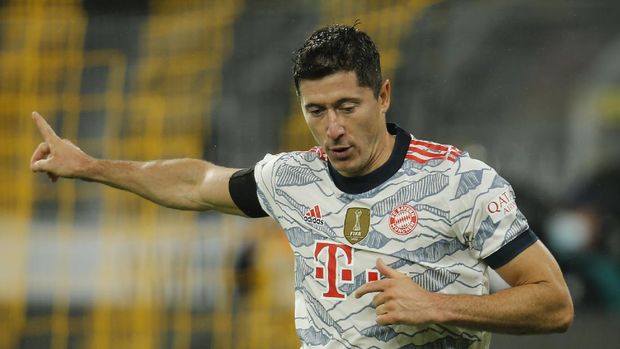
<box><xmin>343</xmin><ymin>207</ymin><xmax>370</xmax><ymax>244</ymax></box>
<box><xmin>389</xmin><ymin>204</ymin><xmax>418</xmax><ymax>235</ymax></box>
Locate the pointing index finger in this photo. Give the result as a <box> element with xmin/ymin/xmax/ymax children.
<box><xmin>355</xmin><ymin>279</ymin><xmax>387</xmax><ymax>299</ymax></box>
<box><xmin>32</xmin><ymin>111</ymin><xmax>59</xmax><ymax>142</ymax></box>
<box><xmin>376</xmin><ymin>258</ymin><xmax>408</xmax><ymax>279</ymax></box>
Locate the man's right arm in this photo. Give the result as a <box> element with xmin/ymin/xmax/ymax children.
<box><xmin>83</xmin><ymin>158</ymin><xmax>244</xmax><ymax>214</ymax></box>
<box><xmin>30</xmin><ymin>112</ymin><xmax>246</xmax><ymax>216</ymax></box>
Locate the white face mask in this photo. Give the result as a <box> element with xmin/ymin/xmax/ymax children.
<box><xmin>545</xmin><ymin>211</ymin><xmax>591</xmax><ymax>256</ymax></box>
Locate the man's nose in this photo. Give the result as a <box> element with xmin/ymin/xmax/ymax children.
<box><xmin>326</xmin><ymin>111</ymin><xmax>345</xmax><ymax>140</ymax></box>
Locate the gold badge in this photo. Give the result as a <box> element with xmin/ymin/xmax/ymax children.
<box><xmin>343</xmin><ymin>207</ymin><xmax>370</xmax><ymax>244</ymax></box>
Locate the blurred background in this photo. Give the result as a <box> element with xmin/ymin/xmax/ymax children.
<box><xmin>1</xmin><ymin>0</ymin><xmax>619</xmax><ymax>348</ymax></box>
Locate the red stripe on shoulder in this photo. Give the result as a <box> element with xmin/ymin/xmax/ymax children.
<box><xmin>307</xmin><ymin>146</ymin><xmax>328</xmax><ymax>161</ymax></box>
<box><xmin>405</xmin><ymin>154</ymin><xmax>427</xmax><ymax>163</ymax></box>
<box><xmin>409</xmin><ymin>146</ymin><xmax>446</xmax><ymax>158</ymax></box>
<box><xmin>406</xmin><ymin>137</ymin><xmax>463</xmax><ymax>164</ymax></box>
<box><xmin>410</xmin><ymin>139</ymin><xmax>450</xmax><ymax>152</ymax></box>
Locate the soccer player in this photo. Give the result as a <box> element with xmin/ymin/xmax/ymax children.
<box><xmin>30</xmin><ymin>24</ymin><xmax>573</xmax><ymax>348</ymax></box>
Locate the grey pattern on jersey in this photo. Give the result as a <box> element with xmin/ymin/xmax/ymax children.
<box><xmin>473</xmin><ymin>217</ymin><xmax>500</xmax><ymax>251</ymax></box>
<box><xmin>490</xmin><ymin>174</ymin><xmax>510</xmax><ymax>190</ymax></box>
<box><xmin>276</xmin><ymin>163</ymin><xmax>321</xmax><ymax>187</ymax></box>
<box><xmin>304</xmin><ymin>291</ymin><xmax>344</xmax><ymax>333</ymax></box>
<box><xmin>358</xmin><ymin>230</ymin><xmax>391</xmax><ymax>249</ymax></box>
<box><xmin>360</xmin><ymin>323</ymin><xmax>479</xmax><ymax>348</ymax></box>
<box><xmin>297</xmin><ymin>326</ymin><xmax>331</xmax><ymax>346</ymax></box>
<box><xmin>294</xmin><ymin>253</ymin><xmax>315</xmax><ymax>290</ymax></box>
<box><xmin>372</xmin><ymin>173</ymin><xmax>449</xmax><ymax>216</ymax></box>
<box><xmin>412</xmin><ymin>268</ymin><xmax>461</xmax><ymax>292</ymax></box>
<box><xmin>393</xmin><ymin>239</ymin><xmax>468</xmax><ymax>264</ymax></box>
<box><xmin>503</xmin><ymin>211</ymin><xmax>529</xmax><ymax>244</ymax></box>
<box><xmin>454</xmin><ymin>169</ymin><xmax>484</xmax><ymax>200</ymax></box>
<box><xmin>287</xmin><ymin>227</ymin><xmax>329</xmax><ymax>247</ymax></box>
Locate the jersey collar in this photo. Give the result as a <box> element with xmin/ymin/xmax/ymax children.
<box><xmin>327</xmin><ymin>123</ymin><xmax>410</xmax><ymax>194</ymax></box>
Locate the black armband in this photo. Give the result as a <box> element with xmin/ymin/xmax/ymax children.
<box><xmin>484</xmin><ymin>228</ymin><xmax>539</xmax><ymax>269</ymax></box>
<box><xmin>228</xmin><ymin>168</ymin><xmax>268</xmax><ymax>218</ymax></box>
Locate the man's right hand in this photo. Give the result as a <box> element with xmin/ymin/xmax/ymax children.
<box><xmin>29</xmin><ymin>111</ymin><xmax>244</xmax><ymax>214</ymax></box>
<box><xmin>30</xmin><ymin>111</ymin><xmax>94</xmax><ymax>182</ymax></box>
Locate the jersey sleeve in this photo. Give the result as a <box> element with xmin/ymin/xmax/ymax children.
<box><xmin>252</xmin><ymin>153</ymin><xmax>284</xmax><ymax>219</ymax></box>
<box><xmin>228</xmin><ymin>152</ymin><xmax>287</xmax><ymax>219</ymax></box>
<box><xmin>449</xmin><ymin>155</ymin><xmax>535</xmax><ymax>267</ymax></box>
<box><xmin>228</xmin><ymin>168</ymin><xmax>268</xmax><ymax>218</ymax></box>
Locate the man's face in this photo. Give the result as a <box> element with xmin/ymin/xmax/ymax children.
<box><xmin>299</xmin><ymin>71</ymin><xmax>392</xmax><ymax>177</ymax></box>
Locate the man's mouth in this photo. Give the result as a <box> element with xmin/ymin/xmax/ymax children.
<box><xmin>328</xmin><ymin>146</ymin><xmax>353</xmax><ymax>160</ymax></box>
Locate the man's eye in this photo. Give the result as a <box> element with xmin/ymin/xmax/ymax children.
<box><xmin>340</xmin><ymin>105</ymin><xmax>356</xmax><ymax>113</ymax></box>
<box><xmin>309</xmin><ymin>108</ymin><xmax>324</xmax><ymax>116</ymax></box>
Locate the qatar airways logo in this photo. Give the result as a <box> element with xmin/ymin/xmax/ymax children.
<box><xmin>487</xmin><ymin>189</ymin><xmax>517</xmax><ymax>222</ymax></box>
<box><xmin>313</xmin><ymin>241</ymin><xmax>380</xmax><ymax>299</ymax></box>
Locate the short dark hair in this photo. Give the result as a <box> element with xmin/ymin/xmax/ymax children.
<box><xmin>292</xmin><ymin>24</ymin><xmax>382</xmax><ymax>97</ymax></box>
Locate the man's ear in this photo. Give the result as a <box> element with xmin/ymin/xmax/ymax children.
<box><xmin>379</xmin><ymin>79</ymin><xmax>391</xmax><ymax>114</ymax></box>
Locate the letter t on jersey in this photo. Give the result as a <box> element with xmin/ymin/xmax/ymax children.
<box><xmin>314</xmin><ymin>241</ymin><xmax>381</xmax><ymax>299</ymax></box>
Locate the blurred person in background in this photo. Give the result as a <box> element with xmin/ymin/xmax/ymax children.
<box><xmin>545</xmin><ymin>166</ymin><xmax>620</xmax><ymax>312</ymax></box>
<box><xmin>29</xmin><ymin>24</ymin><xmax>573</xmax><ymax>348</ymax></box>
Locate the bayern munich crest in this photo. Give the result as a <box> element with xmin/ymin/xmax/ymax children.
<box><xmin>389</xmin><ymin>204</ymin><xmax>418</xmax><ymax>235</ymax></box>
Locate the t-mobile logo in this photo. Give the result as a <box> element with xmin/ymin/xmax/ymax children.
<box><xmin>313</xmin><ymin>241</ymin><xmax>354</xmax><ymax>299</ymax></box>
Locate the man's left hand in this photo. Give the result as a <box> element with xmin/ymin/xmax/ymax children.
<box><xmin>354</xmin><ymin>258</ymin><xmax>442</xmax><ymax>326</ymax></box>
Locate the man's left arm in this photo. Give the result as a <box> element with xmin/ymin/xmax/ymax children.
<box><xmin>355</xmin><ymin>241</ymin><xmax>574</xmax><ymax>334</ymax></box>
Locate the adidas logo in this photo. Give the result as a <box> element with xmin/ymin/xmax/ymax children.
<box><xmin>304</xmin><ymin>205</ymin><xmax>324</xmax><ymax>225</ymax></box>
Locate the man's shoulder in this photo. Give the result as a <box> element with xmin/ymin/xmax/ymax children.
<box><xmin>399</xmin><ymin>136</ymin><xmax>501</xmax><ymax>194</ymax></box>
<box><xmin>255</xmin><ymin>147</ymin><xmax>328</xmax><ymax>179</ymax></box>
<box><xmin>403</xmin><ymin>135</ymin><xmax>466</xmax><ymax>171</ymax></box>
<box><xmin>253</xmin><ymin>148</ymin><xmax>330</xmax><ymax>196</ymax></box>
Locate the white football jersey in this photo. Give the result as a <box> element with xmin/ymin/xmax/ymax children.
<box><xmin>253</xmin><ymin>124</ymin><xmax>532</xmax><ymax>349</ymax></box>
